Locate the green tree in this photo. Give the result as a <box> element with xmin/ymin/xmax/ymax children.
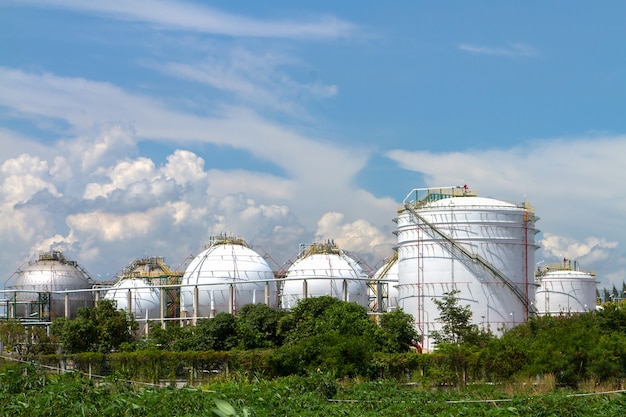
<box><xmin>50</xmin><ymin>299</ymin><xmax>137</xmax><ymax>353</ymax></box>
<box><xmin>192</xmin><ymin>313</ymin><xmax>238</xmax><ymax>351</ymax></box>
<box><xmin>273</xmin><ymin>297</ymin><xmax>385</xmax><ymax>377</ymax></box>
<box><xmin>235</xmin><ymin>304</ymin><xmax>287</xmax><ymax>350</ymax></box>
<box><xmin>431</xmin><ymin>290</ymin><xmax>485</xmax><ymax>346</ymax></box>
<box><xmin>378</xmin><ymin>308</ymin><xmax>419</xmax><ymax>353</ymax></box>
<box><xmin>0</xmin><ymin>320</ymin><xmax>26</xmax><ymax>353</ymax></box>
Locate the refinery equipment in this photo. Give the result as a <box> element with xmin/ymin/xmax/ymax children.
<box><xmin>369</xmin><ymin>252</ymin><xmax>399</xmax><ymax>314</ymax></box>
<box><xmin>180</xmin><ymin>235</ymin><xmax>276</xmax><ymax>322</ymax></box>
<box><xmin>103</xmin><ymin>256</ymin><xmax>182</xmax><ymax>332</ymax></box>
<box><xmin>5</xmin><ymin>251</ymin><xmax>94</xmax><ymax>320</ymax></box>
<box><xmin>535</xmin><ymin>258</ymin><xmax>597</xmax><ymax>315</ymax></box>
<box><xmin>395</xmin><ymin>186</ymin><xmax>539</xmax><ymax>351</ymax></box>
<box><xmin>281</xmin><ymin>240</ymin><xmax>369</xmax><ymax>309</ymax></box>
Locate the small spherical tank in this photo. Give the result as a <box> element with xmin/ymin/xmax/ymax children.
<box><xmin>180</xmin><ymin>236</ymin><xmax>276</xmax><ymax>319</ymax></box>
<box><xmin>8</xmin><ymin>251</ymin><xmax>94</xmax><ymax>320</ymax></box>
<box><xmin>104</xmin><ymin>278</ymin><xmax>161</xmax><ymax>319</ymax></box>
<box><xmin>281</xmin><ymin>241</ymin><xmax>369</xmax><ymax>309</ymax></box>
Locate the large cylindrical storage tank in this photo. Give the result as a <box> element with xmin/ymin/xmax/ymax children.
<box><xmin>370</xmin><ymin>252</ymin><xmax>399</xmax><ymax>313</ymax></box>
<box><xmin>535</xmin><ymin>259</ymin><xmax>596</xmax><ymax>315</ymax></box>
<box><xmin>281</xmin><ymin>240</ymin><xmax>369</xmax><ymax>309</ymax></box>
<box><xmin>180</xmin><ymin>236</ymin><xmax>276</xmax><ymax>321</ymax></box>
<box><xmin>7</xmin><ymin>251</ymin><xmax>94</xmax><ymax>320</ymax></box>
<box><xmin>103</xmin><ymin>278</ymin><xmax>161</xmax><ymax>320</ymax></box>
<box><xmin>396</xmin><ymin>186</ymin><xmax>538</xmax><ymax>351</ymax></box>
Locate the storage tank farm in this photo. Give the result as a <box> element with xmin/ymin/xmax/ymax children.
<box><xmin>395</xmin><ymin>186</ymin><xmax>539</xmax><ymax>351</ymax></box>
<box><xmin>5</xmin><ymin>251</ymin><xmax>94</xmax><ymax>320</ymax></box>
<box><xmin>535</xmin><ymin>258</ymin><xmax>597</xmax><ymax>315</ymax></box>
<box><xmin>180</xmin><ymin>235</ymin><xmax>276</xmax><ymax>322</ymax></box>
<box><xmin>370</xmin><ymin>252</ymin><xmax>399</xmax><ymax>314</ymax></box>
<box><xmin>281</xmin><ymin>240</ymin><xmax>369</xmax><ymax>309</ymax></box>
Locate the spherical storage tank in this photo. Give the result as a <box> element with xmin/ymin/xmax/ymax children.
<box><xmin>180</xmin><ymin>235</ymin><xmax>276</xmax><ymax>319</ymax></box>
<box><xmin>281</xmin><ymin>240</ymin><xmax>369</xmax><ymax>309</ymax></box>
<box><xmin>8</xmin><ymin>251</ymin><xmax>94</xmax><ymax>319</ymax></box>
<box><xmin>104</xmin><ymin>278</ymin><xmax>161</xmax><ymax>319</ymax></box>
<box><xmin>535</xmin><ymin>259</ymin><xmax>596</xmax><ymax>315</ymax></box>
<box><xmin>396</xmin><ymin>186</ymin><xmax>539</xmax><ymax>351</ymax></box>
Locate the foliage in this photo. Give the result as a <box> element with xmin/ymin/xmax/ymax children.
<box><xmin>3</xmin><ymin>362</ymin><xmax>626</xmax><ymax>417</ymax></box>
<box><xmin>378</xmin><ymin>308</ymin><xmax>420</xmax><ymax>353</ymax></box>
<box><xmin>431</xmin><ymin>290</ymin><xmax>490</xmax><ymax>348</ymax></box>
<box><xmin>50</xmin><ymin>299</ymin><xmax>137</xmax><ymax>353</ymax></box>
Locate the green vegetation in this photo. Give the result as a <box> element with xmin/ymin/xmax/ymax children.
<box><xmin>1</xmin><ymin>363</ymin><xmax>625</xmax><ymax>417</ymax></box>
<box><xmin>3</xmin><ymin>294</ymin><xmax>626</xmax><ymax>415</ymax></box>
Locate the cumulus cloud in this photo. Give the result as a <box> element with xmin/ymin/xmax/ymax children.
<box><xmin>315</xmin><ymin>211</ymin><xmax>396</xmax><ymax>268</ymax></box>
<box><xmin>386</xmin><ymin>135</ymin><xmax>626</xmax><ymax>286</ymax></box>
<box><xmin>541</xmin><ymin>233</ymin><xmax>618</xmax><ymax>264</ymax></box>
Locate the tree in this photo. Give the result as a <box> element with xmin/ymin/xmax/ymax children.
<box><xmin>50</xmin><ymin>299</ymin><xmax>137</xmax><ymax>353</ymax></box>
<box><xmin>235</xmin><ymin>304</ymin><xmax>287</xmax><ymax>350</ymax></box>
<box><xmin>378</xmin><ymin>308</ymin><xmax>419</xmax><ymax>353</ymax></box>
<box><xmin>431</xmin><ymin>290</ymin><xmax>476</xmax><ymax>346</ymax></box>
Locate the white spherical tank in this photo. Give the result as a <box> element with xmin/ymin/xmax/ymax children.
<box><xmin>370</xmin><ymin>253</ymin><xmax>399</xmax><ymax>313</ymax></box>
<box><xmin>281</xmin><ymin>241</ymin><xmax>369</xmax><ymax>309</ymax></box>
<box><xmin>535</xmin><ymin>259</ymin><xmax>596</xmax><ymax>315</ymax></box>
<box><xmin>104</xmin><ymin>278</ymin><xmax>161</xmax><ymax>319</ymax></box>
<box><xmin>8</xmin><ymin>251</ymin><xmax>94</xmax><ymax>320</ymax></box>
<box><xmin>180</xmin><ymin>236</ymin><xmax>276</xmax><ymax>319</ymax></box>
<box><xmin>396</xmin><ymin>187</ymin><xmax>539</xmax><ymax>351</ymax></box>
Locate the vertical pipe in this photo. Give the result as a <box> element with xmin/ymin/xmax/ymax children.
<box><xmin>160</xmin><ymin>286</ymin><xmax>166</xmax><ymax>329</ymax></box>
<box><xmin>377</xmin><ymin>281</ymin><xmax>383</xmax><ymax>313</ymax></box>
<box><xmin>302</xmin><ymin>280</ymin><xmax>308</xmax><ymax>299</ymax></box>
<box><xmin>127</xmin><ymin>288</ymin><xmax>132</xmax><ymax>316</ymax></box>
<box><xmin>265</xmin><ymin>282</ymin><xmax>270</xmax><ymax>306</ymax></box>
<box><xmin>210</xmin><ymin>290</ymin><xmax>215</xmax><ymax>318</ymax></box>
<box><xmin>64</xmin><ymin>292</ymin><xmax>70</xmax><ymax>319</ymax></box>
<box><xmin>342</xmin><ymin>279</ymin><xmax>348</xmax><ymax>302</ymax></box>
<box><xmin>228</xmin><ymin>285</ymin><xmax>234</xmax><ymax>315</ymax></box>
<box><xmin>193</xmin><ymin>286</ymin><xmax>199</xmax><ymax>325</ymax></box>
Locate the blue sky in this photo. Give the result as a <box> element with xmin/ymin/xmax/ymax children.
<box><xmin>1</xmin><ymin>1</ymin><xmax>625</xmax><ymax>289</ymax></box>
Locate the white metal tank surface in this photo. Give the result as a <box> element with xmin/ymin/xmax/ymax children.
<box><xmin>281</xmin><ymin>240</ymin><xmax>369</xmax><ymax>309</ymax></box>
<box><xmin>103</xmin><ymin>278</ymin><xmax>161</xmax><ymax>319</ymax></box>
<box><xmin>396</xmin><ymin>186</ymin><xmax>539</xmax><ymax>351</ymax></box>
<box><xmin>7</xmin><ymin>251</ymin><xmax>94</xmax><ymax>320</ymax></box>
<box><xmin>535</xmin><ymin>259</ymin><xmax>597</xmax><ymax>315</ymax></box>
<box><xmin>180</xmin><ymin>235</ymin><xmax>276</xmax><ymax>321</ymax></box>
<box><xmin>370</xmin><ymin>252</ymin><xmax>399</xmax><ymax>313</ymax></box>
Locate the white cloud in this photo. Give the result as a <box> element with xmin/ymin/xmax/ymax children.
<box><xmin>10</xmin><ymin>0</ymin><xmax>356</xmax><ymax>39</ymax></box>
<box><xmin>458</xmin><ymin>42</ymin><xmax>537</xmax><ymax>57</ymax></box>
<box><xmin>386</xmin><ymin>135</ymin><xmax>626</xmax><ymax>286</ymax></box>
<box><xmin>315</xmin><ymin>211</ymin><xmax>396</xmax><ymax>267</ymax></box>
<box><xmin>541</xmin><ymin>233</ymin><xmax>618</xmax><ymax>264</ymax></box>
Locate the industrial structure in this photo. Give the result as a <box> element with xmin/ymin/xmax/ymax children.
<box><xmin>0</xmin><ymin>185</ymin><xmax>603</xmax><ymax>353</ymax></box>
<box><xmin>395</xmin><ymin>186</ymin><xmax>539</xmax><ymax>350</ymax></box>
<box><xmin>4</xmin><ymin>251</ymin><xmax>94</xmax><ymax>321</ymax></box>
<box><xmin>535</xmin><ymin>258</ymin><xmax>597</xmax><ymax>315</ymax></box>
<box><xmin>280</xmin><ymin>240</ymin><xmax>369</xmax><ymax>309</ymax></box>
<box><xmin>180</xmin><ymin>235</ymin><xmax>276</xmax><ymax>323</ymax></box>
<box><xmin>369</xmin><ymin>252</ymin><xmax>399</xmax><ymax>315</ymax></box>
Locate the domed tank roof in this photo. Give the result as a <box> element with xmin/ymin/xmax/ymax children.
<box><xmin>8</xmin><ymin>251</ymin><xmax>94</xmax><ymax>319</ymax></box>
<box><xmin>180</xmin><ymin>235</ymin><xmax>276</xmax><ymax>317</ymax></box>
<box><xmin>282</xmin><ymin>240</ymin><xmax>369</xmax><ymax>308</ymax></box>
<box><xmin>104</xmin><ymin>278</ymin><xmax>161</xmax><ymax>319</ymax></box>
<box><xmin>10</xmin><ymin>251</ymin><xmax>93</xmax><ymax>296</ymax></box>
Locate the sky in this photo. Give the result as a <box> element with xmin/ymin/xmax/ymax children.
<box><xmin>1</xmin><ymin>1</ymin><xmax>625</xmax><ymax>291</ymax></box>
